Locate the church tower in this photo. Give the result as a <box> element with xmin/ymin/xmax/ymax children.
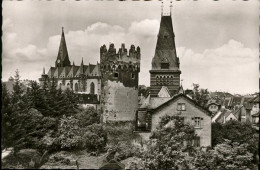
<box><xmin>55</xmin><ymin>27</ymin><xmax>71</xmax><ymax>67</ymax></box>
<box><xmin>149</xmin><ymin>10</ymin><xmax>181</xmax><ymax>97</ymax></box>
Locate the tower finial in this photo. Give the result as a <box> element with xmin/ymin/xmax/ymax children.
<box><xmin>181</xmin><ymin>79</ymin><xmax>183</xmax><ymax>86</ymax></box>
<box><xmin>62</xmin><ymin>26</ymin><xmax>64</xmax><ymax>31</ymax></box>
<box><xmin>161</xmin><ymin>1</ymin><xmax>164</xmax><ymax>16</ymax></box>
<box><xmin>43</xmin><ymin>67</ymin><xmax>45</xmax><ymax>75</ymax></box>
<box><xmin>170</xmin><ymin>1</ymin><xmax>173</xmax><ymax>16</ymax></box>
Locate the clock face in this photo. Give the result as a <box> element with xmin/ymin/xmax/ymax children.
<box><xmin>57</xmin><ymin>59</ymin><xmax>60</xmax><ymax>63</ymax></box>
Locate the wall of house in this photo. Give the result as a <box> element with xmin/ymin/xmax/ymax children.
<box><xmin>151</xmin><ymin>97</ymin><xmax>211</xmax><ymax>147</ymax></box>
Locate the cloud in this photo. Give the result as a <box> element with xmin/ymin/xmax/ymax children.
<box><xmin>2</xmin><ymin>18</ymin><xmax>258</xmax><ymax>94</ymax></box>
<box><xmin>178</xmin><ymin>40</ymin><xmax>258</xmax><ymax>94</ymax></box>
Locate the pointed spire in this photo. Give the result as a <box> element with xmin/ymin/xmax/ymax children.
<box><xmin>43</xmin><ymin>67</ymin><xmax>45</xmax><ymax>75</ymax></box>
<box><xmin>56</xmin><ymin>27</ymin><xmax>71</xmax><ymax>67</ymax></box>
<box><xmin>73</xmin><ymin>61</ymin><xmax>75</xmax><ymax>66</ymax></box>
<box><xmin>80</xmin><ymin>58</ymin><xmax>84</xmax><ymax>74</ymax></box>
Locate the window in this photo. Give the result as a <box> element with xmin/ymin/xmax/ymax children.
<box><xmin>161</xmin><ymin>63</ymin><xmax>169</xmax><ymax>69</ymax></box>
<box><xmin>131</xmin><ymin>73</ymin><xmax>135</xmax><ymax>79</ymax></box>
<box><xmin>194</xmin><ymin>117</ymin><xmax>201</xmax><ymax>128</ymax></box>
<box><xmin>177</xmin><ymin>103</ymin><xmax>186</xmax><ymax>111</ymax></box>
<box><xmin>193</xmin><ymin>136</ymin><xmax>200</xmax><ymax>147</ymax></box>
<box><xmin>90</xmin><ymin>82</ymin><xmax>95</xmax><ymax>94</ymax></box>
<box><xmin>75</xmin><ymin>83</ymin><xmax>78</xmax><ymax>92</ymax></box>
<box><xmin>114</xmin><ymin>72</ymin><xmax>119</xmax><ymax>78</ymax></box>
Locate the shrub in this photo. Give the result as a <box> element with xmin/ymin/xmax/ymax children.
<box><xmin>81</xmin><ymin>124</ymin><xmax>107</xmax><ymax>152</ymax></box>
<box><xmin>57</xmin><ymin>115</ymin><xmax>82</xmax><ymax>150</ymax></box>
<box><xmin>75</xmin><ymin>107</ymin><xmax>101</xmax><ymax>127</ymax></box>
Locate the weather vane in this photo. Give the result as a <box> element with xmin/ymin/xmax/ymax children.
<box><xmin>170</xmin><ymin>1</ymin><xmax>173</xmax><ymax>16</ymax></box>
<box><xmin>161</xmin><ymin>1</ymin><xmax>164</xmax><ymax>16</ymax></box>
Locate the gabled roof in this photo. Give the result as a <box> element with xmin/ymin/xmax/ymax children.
<box><xmin>89</xmin><ymin>63</ymin><xmax>100</xmax><ymax>76</ymax></box>
<box><xmin>53</xmin><ymin>67</ymin><xmax>64</xmax><ymax>78</ymax></box>
<box><xmin>152</xmin><ymin>93</ymin><xmax>211</xmax><ymax>117</ymax></box>
<box><xmin>59</xmin><ymin>66</ymin><xmax>71</xmax><ymax>78</ymax></box>
<box><xmin>158</xmin><ymin>86</ymin><xmax>171</xmax><ymax>97</ymax></box>
<box><xmin>100</xmin><ymin>159</ymin><xmax>125</xmax><ymax>170</ymax></box>
<box><xmin>47</xmin><ymin>67</ymin><xmax>56</xmax><ymax>78</ymax></box>
<box><xmin>67</xmin><ymin>65</ymin><xmax>79</xmax><ymax>77</ymax></box>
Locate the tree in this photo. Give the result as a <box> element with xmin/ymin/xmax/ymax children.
<box><xmin>191</xmin><ymin>83</ymin><xmax>210</xmax><ymax>109</ymax></box>
<box><xmin>75</xmin><ymin>107</ymin><xmax>100</xmax><ymax>127</ymax></box>
<box><xmin>194</xmin><ymin>140</ymin><xmax>254</xmax><ymax>170</ymax></box>
<box><xmin>212</xmin><ymin>120</ymin><xmax>259</xmax><ymax>164</ymax></box>
<box><xmin>1</xmin><ymin>84</ymin><xmax>13</xmax><ymax>149</ymax></box>
<box><xmin>143</xmin><ymin>115</ymin><xmax>197</xmax><ymax>169</ymax></box>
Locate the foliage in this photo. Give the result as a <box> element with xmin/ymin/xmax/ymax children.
<box><xmin>75</xmin><ymin>107</ymin><xmax>101</xmax><ymax>127</ymax></box>
<box><xmin>2</xmin><ymin>84</ymin><xmax>13</xmax><ymax>149</ymax></box>
<box><xmin>212</xmin><ymin>121</ymin><xmax>259</xmax><ymax>163</ymax></box>
<box><xmin>138</xmin><ymin>85</ymin><xmax>150</xmax><ymax>98</ymax></box>
<box><xmin>143</xmin><ymin>115</ymin><xmax>197</xmax><ymax>169</ymax></box>
<box><xmin>191</xmin><ymin>83</ymin><xmax>210</xmax><ymax>109</ymax></box>
<box><xmin>81</xmin><ymin>124</ymin><xmax>107</xmax><ymax>152</ymax></box>
<box><xmin>194</xmin><ymin>140</ymin><xmax>254</xmax><ymax>170</ymax></box>
<box><xmin>57</xmin><ymin>115</ymin><xmax>82</xmax><ymax>150</ymax></box>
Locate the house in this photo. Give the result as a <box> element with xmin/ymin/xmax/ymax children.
<box><xmin>212</xmin><ymin>109</ymin><xmax>238</xmax><ymax>123</ymax></box>
<box><xmin>135</xmin><ymin>93</ymin><xmax>212</xmax><ymax>147</ymax></box>
<box><xmin>207</xmin><ymin>102</ymin><xmax>221</xmax><ymax>116</ymax></box>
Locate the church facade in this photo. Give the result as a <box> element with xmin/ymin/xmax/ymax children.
<box><xmin>39</xmin><ymin>28</ymin><xmax>101</xmax><ymax>108</ymax></box>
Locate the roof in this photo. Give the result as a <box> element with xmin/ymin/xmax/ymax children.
<box><xmin>57</xmin><ymin>28</ymin><xmax>70</xmax><ymax>64</ymax></box>
<box><xmin>152</xmin><ymin>93</ymin><xmax>211</xmax><ymax>117</ymax></box>
<box><xmin>78</xmin><ymin>93</ymin><xmax>100</xmax><ymax>104</ymax></box>
<box><xmin>158</xmin><ymin>86</ymin><xmax>171</xmax><ymax>97</ymax></box>
<box><xmin>252</xmin><ymin>111</ymin><xmax>259</xmax><ymax>117</ymax></box>
<box><xmin>100</xmin><ymin>159</ymin><xmax>125</xmax><ymax>170</ymax></box>
<box><xmin>151</xmin><ymin>15</ymin><xmax>179</xmax><ymax>70</ymax></box>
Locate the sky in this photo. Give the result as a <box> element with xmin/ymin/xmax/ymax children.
<box><xmin>2</xmin><ymin>0</ymin><xmax>259</xmax><ymax>94</ymax></box>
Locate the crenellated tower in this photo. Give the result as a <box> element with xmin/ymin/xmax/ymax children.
<box><xmin>100</xmin><ymin>43</ymin><xmax>141</xmax><ymax>122</ymax></box>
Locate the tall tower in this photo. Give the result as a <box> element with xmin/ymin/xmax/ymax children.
<box><xmin>149</xmin><ymin>12</ymin><xmax>181</xmax><ymax>97</ymax></box>
<box><xmin>100</xmin><ymin>43</ymin><xmax>141</xmax><ymax>122</ymax></box>
<box><xmin>55</xmin><ymin>27</ymin><xmax>71</xmax><ymax>67</ymax></box>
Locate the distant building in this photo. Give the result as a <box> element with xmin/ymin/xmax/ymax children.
<box><xmin>39</xmin><ymin>28</ymin><xmax>101</xmax><ymax>108</ymax></box>
<box><xmin>207</xmin><ymin>102</ymin><xmax>221</xmax><ymax>116</ymax></box>
<box><xmin>2</xmin><ymin>76</ymin><xmax>30</xmax><ymax>93</ymax></box>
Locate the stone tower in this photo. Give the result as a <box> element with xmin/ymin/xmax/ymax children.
<box><xmin>150</xmin><ymin>14</ymin><xmax>181</xmax><ymax>97</ymax></box>
<box><xmin>55</xmin><ymin>27</ymin><xmax>71</xmax><ymax>67</ymax></box>
<box><xmin>100</xmin><ymin>43</ymin><xmax>141</xmax><ymax>122</ymax></box>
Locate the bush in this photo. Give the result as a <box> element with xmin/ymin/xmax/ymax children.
<box><xmin>75</xmin><ymin>107</ymin><xmax>101</xmax><ymax>127</ymax></box>
<box><xmin>56</xmin><ymin>115</ymin><xmax>82</xmax><ymax>150</ymax></box>
<box><xmin>81</xmin><ymin>124</ymin><xmax>107</xmax><ymax>152</ymax></box>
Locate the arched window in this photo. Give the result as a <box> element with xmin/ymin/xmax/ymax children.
<box><xmin>67</xmin><ymin>83</ymin><xmax>70</xmax><ymax>89</ymax></box>
<box><xmin>90</xmin><ymin>82</ymin><xmax>95</xmax><ymax>94</ymax></box>
<box><xmin>75</xmin><ymin>83</ymin><xmax>78</xmax><ymax>92</ymax></box>
<box><xmin>59</xmin><ymin>83</ymin><xmax>62</xmax><ymax>88</ymax></box>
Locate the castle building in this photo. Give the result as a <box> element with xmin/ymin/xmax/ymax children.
<box><xmin>100</xmin><ymin>43</ymin><xmax>141</xmax><ymax>122</ymax></box>
<box><xmin>39</xmin><ymin>28</ymin><xmax>101</xmax><ymax>108</ymax></box>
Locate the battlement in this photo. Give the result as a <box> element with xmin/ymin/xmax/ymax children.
<box><xmin>100</xmin><ymin>43</ymin><xmax>141</xmax><ymax>63</ymax></box>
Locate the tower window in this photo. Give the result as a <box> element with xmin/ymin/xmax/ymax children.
<box><xmin>114</xmin><ymin>72</ymin><xmax>119</xmax><ymax>78</ymax></box>
<box><xmin>131</xmin><ymin>73</ymin><xmax>135</xmax><ymax>79</ymax></box>
<box><xmin>161</xmin><ymin>63</ymin><xmax>169</xmax><ymax>69</ymax></box>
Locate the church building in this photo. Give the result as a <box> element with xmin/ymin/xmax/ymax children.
<box><xmin>39</xmin><ymin>28</ymin><xmax>101</xmax><ymax>108</ymax></box>
<box><xmin>135</xmin><ymin>11</ymin><xmax>211</xmax><ymax>147</ymax></box>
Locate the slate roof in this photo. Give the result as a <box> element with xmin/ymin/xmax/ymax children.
<box><xmin>151</xmin><ymin>93</ymin><xmax>211</xmax><ymax>117</ymax></box>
